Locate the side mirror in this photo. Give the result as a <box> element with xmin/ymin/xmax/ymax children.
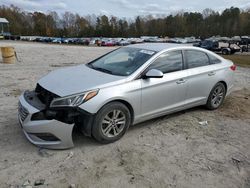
<box><xmin>144</xmin><ymin>69</ymin><xmax>163</xmax><ymax>79</ymax></box>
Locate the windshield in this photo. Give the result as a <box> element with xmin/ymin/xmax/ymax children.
<box><xmin>87</xmin><ymin>47</ymin><xmax>155</xmax><ymax>76</ymax></box>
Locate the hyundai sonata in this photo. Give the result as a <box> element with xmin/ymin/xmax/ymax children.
<box><xmin>18</xmin><ymin>43</ymin><xmax>235</xmax><ymax>149</ymax></box>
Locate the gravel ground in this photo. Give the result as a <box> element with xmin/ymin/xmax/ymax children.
<box><xmin>0</xmin><ymin>41</ymin><xmax>250</xmax><ymax>188</ymax></box>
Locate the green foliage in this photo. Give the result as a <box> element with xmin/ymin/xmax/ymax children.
<box><xmin>0</xmin><ymin>5</ymin><xmax>249</xmax><ymax>37</ymax></box>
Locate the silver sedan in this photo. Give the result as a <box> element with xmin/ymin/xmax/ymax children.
<box><xmin>18</xmin><ymin>43</ymin><xmax>235</xmax><ymax>149</ymax></box>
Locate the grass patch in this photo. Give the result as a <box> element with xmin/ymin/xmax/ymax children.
<box><xmin>220</xmin><ymin>54</ymin><xmax>250</xmax><ymax>68</ymax></box>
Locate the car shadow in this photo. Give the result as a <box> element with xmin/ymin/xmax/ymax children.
<box><xmin>72</xmin><ymin>106</ymin><xmax>207</xmax><ymax>147</ymax></box>
<box><xmin>129</xmin><ymin>106</ymin><xmax>206</xmax><ymax>131</ymax></box>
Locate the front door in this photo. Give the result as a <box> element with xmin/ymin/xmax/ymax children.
<box><xmin>140</xmin><ymin>50</ymin><xmax>188</xmax><ymax>120</ymax></box>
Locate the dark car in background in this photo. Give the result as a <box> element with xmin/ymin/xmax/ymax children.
<box><xmin>195</xmin><ymin>39</ymin><xmax>241</xmax><ymax>55</ymax></box>
<box><xmin>194</xmin><ymin>40</ymin><xmax>220</xmax><ymax>51</ymax></box>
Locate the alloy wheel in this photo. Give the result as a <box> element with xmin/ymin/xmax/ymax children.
<box><xmin>211</xmin><ymin>85</ymin><xmax>224</xmax><ymax>108</ymax></box>
<box><xmin>101</xmin><ymin>110</ymin><xmax>126</xmax><ymax>138</ymax></box>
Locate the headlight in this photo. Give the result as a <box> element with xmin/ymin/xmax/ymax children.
<box><xmin>50</xmin><ymin>89</ymin><xmax>99</xmax><ymax>108</ymax></box>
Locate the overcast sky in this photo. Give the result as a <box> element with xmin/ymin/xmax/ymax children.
<box><xmin>1</xmin><ymin>0</ymin><xmax>250</xmax><ymax>17</ymax></box>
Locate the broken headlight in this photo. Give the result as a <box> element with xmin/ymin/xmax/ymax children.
<box><xmin>50</xmin><ymin>89</ymin><xmax>99</xmax><ymax>108</ymax></box>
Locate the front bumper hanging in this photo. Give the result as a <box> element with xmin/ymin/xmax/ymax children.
<box><xmin>18</xmin><ymin>91</ymin><xmax>74</xmax><ymax>149</ymax></box>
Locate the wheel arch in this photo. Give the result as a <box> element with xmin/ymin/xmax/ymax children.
<box><xmin>218</xmin><ymin>80</ymin><xmax>228</xmax><ymax>94</ymax></box>
<box><xmin>206</xmin><ymin>81</ymin><xmax>228</xmax><ymax>110</ymax></box>
<box><xmin>101</xmin><ymin>99</ymin><xmax>135</xmax><ymax>124</ymax></box>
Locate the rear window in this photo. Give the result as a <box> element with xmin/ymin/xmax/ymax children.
<box><xmin>185</xmin><ymin>50</ymin><xmax>209</xmax><ymax>68</ymax></box>
<box><xmin>208</xmin><ymin>54</ymin><xmax>221</xmax><ymax>64</ymax></box>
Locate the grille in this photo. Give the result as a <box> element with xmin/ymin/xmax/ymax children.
<box><xmin>18</xmin><ymin>102</ymin><xmax>29</xmax><ymax>121</ymax></box>
<box><xmin>35</xmin><ymin>84</ymin><xmax>59</xmax><ymax>107</ymax></box>
<box><xmin>32</xmin><ymin>133</ymin><xmax>60</xmax><ymax>141</ymax></box>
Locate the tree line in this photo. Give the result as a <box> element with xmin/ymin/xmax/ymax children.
<box><xmin>0</xmin><ymin>5</ymin><xmax>250</xmax><ymax>38</ymax></box>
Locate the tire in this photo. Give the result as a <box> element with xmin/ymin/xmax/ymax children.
<box><xmin>222</xmin><ymin>49</ymin><xmax>229</xmax><ymax>55</ymax></box>
<box><xmin>206</xmin><ymin>82</ymin><xmax>226</xmax><ymax>110</ymax></box>
<box><xmin>92</xmin><ymin>102</ymin><xmax>131</xmax><ymax>144</ymax></box>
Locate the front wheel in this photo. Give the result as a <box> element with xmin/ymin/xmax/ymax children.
<box><xmin>206</xmin><ymin>82</ymin><xmax>226</xmax><ymax>110</ymax></box>
<box><xmin>92</xmin><ymin>102</ymin><xmax>131</xmax><ymax>144</ymax></box>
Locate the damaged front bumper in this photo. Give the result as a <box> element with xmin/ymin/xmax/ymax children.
<box><xmin>18</xmin><ymin>91</ymin><xmax>74</xmax><ymax>149</ymax></box>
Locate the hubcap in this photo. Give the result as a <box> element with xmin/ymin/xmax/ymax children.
<box><xmin>211</xmin><ymin>85</ymin><xmax>224</xmax><ymax>108</ymax></box>
<box><xmin>101</xmin><ymin>110</ymin><xmax>126</xmax><ymax>138</ymax></box>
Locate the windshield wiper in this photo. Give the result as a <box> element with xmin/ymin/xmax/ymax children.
<box><xmin>90</xmin><ymin>65</ymin><xmax>113</xmax><ymax>74</ymax></box>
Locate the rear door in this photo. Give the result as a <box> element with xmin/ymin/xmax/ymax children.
<box><xmin>184</xmin><ymin>50</ymin><xmax>221</xmax><ymax>106</ymax></box>
<box><xmin>140</xmin><ymin>50</ymin><xmax>188</xmax><ymax>120</ymax></box>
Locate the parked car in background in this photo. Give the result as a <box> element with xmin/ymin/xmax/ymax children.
<box><xmin>101</xmin><ymin>39</ymin><xmax>115</xmax><ymax>46</ymax></box>
<box><xmin>44</xmin><ymin>37</ymin><xmax>54</xmax><ymax>43</ymax></box>
<box><xmin>238</xmin><ymin>36</ymin><xmax>249</xmax><ymax>52</ymax></box>
<box><xmin>89</xmin><ymin>38</ymin><xmax>98</xmax><ymax>45</ymax></box>
<box><xmin>219</xmin><ymin>42</ymin><xmax>241</xmax><ymax>55</ymax></box>
<box><xmin>194</xmin><ymin>40</ymin><xmax>220</xmax><ymax>51</ymax></box>
<box><xmin>52</xmin><ymin>38</ymin><xmax>62</xmax><ymax>44</ymax></box>
<box><xmin>18</xmin><ymin>43</ymin><xmax>235</xmax><ymax>149</ymax></box>
<box><xmin>14</xmin><ymin>35</ymin><xmax>250</xmax><ymax>51</ymax></box>
<box><xmin>118</xmin><ymin>39</ymin><xmax>131</xmax><ymax>46</ymax></box>
<box><xmin>194</xmin><ymin>39</ymin><xmax>241</xmax><ymax>55</ymax></box>
<box><xmin>72</xmin><ymin>38</ymin><xmax>90</xmax><ymax>45</ymax></box>
<box><xmin>130</xmin><ymin>38</ymin><xmax>144</xmax><ymax>44</ymax></box>
<box><xmin>61</xmin><ymin>38</ymin><xmax>69</xmax><ymax>44</ymax></box>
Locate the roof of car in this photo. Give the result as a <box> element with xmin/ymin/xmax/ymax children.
<box><xmin>127</xmin><ymin>43</ymin><xmax>191</xmax><ymax>52</ymax></box>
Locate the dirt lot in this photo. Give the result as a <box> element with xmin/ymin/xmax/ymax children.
<box><xmin>0</xmin><ymin>41</ymin><xmax>250</xmax><ymax>188</ymax></box>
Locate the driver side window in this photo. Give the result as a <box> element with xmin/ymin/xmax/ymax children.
<box><xmin>148</xmin><ymin>51</ymin><xmax>183</xmax><ymax>74</ymax></box>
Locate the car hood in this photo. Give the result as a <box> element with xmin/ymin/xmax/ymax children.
<box><xmin>38</xmin><ymin>64</ymin><xmax>126</xmax><ymax>96</ymax></box>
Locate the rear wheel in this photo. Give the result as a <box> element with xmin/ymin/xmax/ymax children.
<box><xmin>92</xmin><ymin>102</ymin><xmax>131</xmax><ymax>144</ymax></box>
<box><xmin>222</xmin><ymin>49</ymin><xmax>229</xmax><ymax>55</ymax></box>
<box><xmin>242</xmin><ymin>46</ymin><xmax>247</xmax><ymax>52</ymax></box>
<box><xmin>206</xmin><ymin>82</ymin><xmax>226</xmax><ymax>110</ymax></box>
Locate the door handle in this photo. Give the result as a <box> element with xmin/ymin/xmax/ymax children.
<box><xmin>208</xmin><ymin>71</ymin><xmax>216</xmax><ymax>76</ymax></box>
<box><xmin>176</xmin><ymin>79</ymin><xmax>186</xmax><ymax>84</ymax></box>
